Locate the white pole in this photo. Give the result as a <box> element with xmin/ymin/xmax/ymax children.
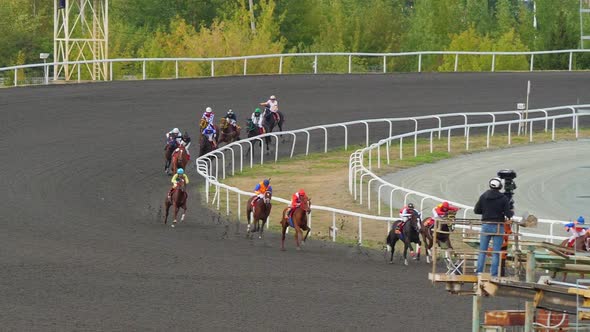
<box><xmin>524</xmin><ymin>80</ymin><xmax>531</xmax><ymax>134</ymax></box>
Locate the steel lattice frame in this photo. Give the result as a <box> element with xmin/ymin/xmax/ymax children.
<box><xmin>54</xmin><ymin>0</ymin><xmax>108</xmax><ymax>81</ymax></box>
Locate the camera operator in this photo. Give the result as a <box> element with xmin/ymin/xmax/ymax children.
<box><xmin>474</xmin><ymin>177</ymin><xmax>514</xmax><ymax>277</ymax></box>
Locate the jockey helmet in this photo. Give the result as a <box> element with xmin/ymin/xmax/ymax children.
<box><xmin>228</xmin><ymin>109</ymin><xmax>233</xmax><ymax>114</ymax></box>
<box><xmin>442</xmin><ymin>201</ymin><xmax>449</xmax><ymax>211</ymax></box>
<box><xmin>298</xmin><ymin>189</ymin><xmax>306</xmax><ymax>197</ymax></box>
<box><xmin>205</xmin><ymin>107</ymin><xmax>212</xmax><ymax>113</ymax></box>
<box><xmin>579</xmin><ymin>216</ymin><xmax>585</xmax><ymax>224</ymax></box>
<box><xmin>172</xmin><ymin>128</ymin><xmax>180</xmax><ymax>134</ymax></box>
<box><xmin>263</xmin><ymin>179</ymin><xmax>270</xmax><ymax>186</ymax></box>
<box><xmin>255</xmin><ymin>108</ymin><xmax>261</xmax><ymax>114</ymax></box>
<box><xmin>489</xmin><ymin>177</ymin><xmax>503</xmax><ymax>190</ymax></box>
<box><xmin>407</xmin><ymin>203</ymin><xmax>414</xmax><ymax>209</ymax></box>
<box><xmin>177</xmin><ymin>168</ymin><xmax>184</xmax><ymax>174</ymax></box>
<box><xmin>270</xmin><ymin>95</ymin><xmax>276</xmax><ymax>100</ymax></box>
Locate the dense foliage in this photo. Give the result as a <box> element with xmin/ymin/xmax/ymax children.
<box><xmin>1</xmin><ymin>0</ymin><xmax>589</xmax><ymax>74</ymax></box>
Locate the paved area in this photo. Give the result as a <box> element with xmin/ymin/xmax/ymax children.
<box><xmin>2</xmin><ymin>72</ymin><xmax>589</xmax><ymax>331</ymax></box>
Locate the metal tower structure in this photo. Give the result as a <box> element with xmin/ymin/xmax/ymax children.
<box><xmin>54</xmin><ymin>0</ymin><xmax>109</xmax><ymax>81</ymax></box>
<box><xmin>582</xmin><ymin>0</ymin><xmax>590</xmax><ymax>49</ymax></box>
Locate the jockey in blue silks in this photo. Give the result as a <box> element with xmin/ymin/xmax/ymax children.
<box><xmin>202</xmin><ymin>123</ymin><xmax>217</xmax><ymax>149</ymax></box>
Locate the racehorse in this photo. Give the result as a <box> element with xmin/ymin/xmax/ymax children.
<box><xmin>421</xmin><ymin>212</ymin><xmax>455</xmax><ymax>264</ymax></box>
<box><xmin>170</xmin><ymin>145</ymin><xmax>189</xmax><ymax>175</ymax></box>
<box><xmin>386</xmin><ymin>212</ymin><xmax>422</xmax><ymax>265</ymax></box>
<box><xmin>164</xmin><ymin>141</ymin><xmax>177</xmax><ymax>175</ymax></box>
<box><xmin>246</xmin><ymin>191</ymin><xmax>272</xmax><ymax>239</ymax></box>
<box><xmin>218</xmin><ymin>118</ymin><xmax>240</xmax><ymax>145</ymax></box>
<box><xmin>199</xmin><ymin>134</ymin><xmax>216</xmax><ymax>157</ymax></box>
<box><xmin>245</xmin><ymin>119</ymin><xmax>271</xmax><ymax>156</ymax></box>
<box><xmin>262</xmin><ymin>107</ymin><xmax>285</xmax><ymax>134</ymax></box>
<box><xmin>280</xmin><ymin>197</ymin><xmax>311</xmax><ymax>251</ymax></box>
<box><xmin>164</xmin><ymin>178</ymin><xmax>187</xmax><ymax>227</ymax></box>
<box><xmin>552</xmin><ymin>234</ymin><xmax>590</xmax><ymax>281</ymax></box>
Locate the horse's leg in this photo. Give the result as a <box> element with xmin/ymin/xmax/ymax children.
<box><xmin>302</xmin><ymin>225</ymin><xmax>310</xmax><ymax>243</ymax></box>
<box><xmin>403</xmin><ymin>241</ymin><xmax>410</xmax><ymax>266</ymax></box>
<box><xmin>163</xmin><ymin>200</ymin><xmax>171</xmax><ymax>224</ymax></box>
<box><xmin>415</xmin><ymin>241</ymin><xmax>421</xmax><ymax>261</ymax></box>
<box><xmin>294</xmin><ymin>225</ymin><xmax>301</xmax><ymax>250</ymax></box>
<box><xmin>180</xmin><ymin>197</ymin><xmax>187</xmax><ymax>223</ymax></box>
<box><xmin>390</xmin><ymin>238</ymin><xmax>396</xmax><ymax>264</ymax></box>
<box><xmin>281</xmin><ymin>221</ymin><xmax>287</xmax><ymax>251</ymax></box>
<box><xmin>172</xmin><ymin>203</ymin><xmax>179</xmax><ymax>227</ymax></box>
<box><xmin>246</xmin><ymin>207</ymin><xmax>252</xmax><ymax>236</ymax></box>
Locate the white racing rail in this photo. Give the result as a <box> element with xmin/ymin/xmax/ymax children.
<box><xmin>196</xmin><ymin>104</ymin><xmax>589</xmax><ymax>245</ymax></box>
<box><xmin>2</xmin><ymin>49</ymin><xmax>590</xmax><ymax>87</ymax></box>
<box><xmin>350</xmin><ymin>105</ymin><xmax>590</xmax><ymax>243</ymax></box>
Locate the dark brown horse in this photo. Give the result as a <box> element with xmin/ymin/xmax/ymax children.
<box><xmin>421</xmin><ymin>214</ymin><xmax>454</xmax><ymax>264</ymax></box>
<box><xmin>280</xmin><ymin>197</ymin><xmax>311</xmax><ymax>251</ymax></box>
<box><xmin>164</xmin><ymin>142</ymin><xmax>176</xmax><ymax>175</ymax></box>
<box><xmin>246</xmin><ymin>191</ymin><xmax>272</xmax><ymax>239</ymax></box>
<box><xmin>170</xmin><ymin>145</ymin><xmax>189</xmax><ymax>175</ymax></box>
<box><xmin>199</xmin><ymin>134</ymin><xmax>217</xmax><ymax>157</ymax></box>
<box><xmin>386</xmin><ymin>212</ymin><xmax>422</xmax><ymax>265</ymax></box>
<box><xmin>164</xmin><ymin>178</ymin><xmax>187</xmax><ymax>227</ymax></box>
<box><xmin>218</xmin><ymin>118</ymin><xmax>240</xmax><ymax>145</ymax></box>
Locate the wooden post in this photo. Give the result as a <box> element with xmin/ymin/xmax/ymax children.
<box><xmin>524</xmin><ymin>250</ymin><xmax>535</xmax><ymax>332</ymax></box>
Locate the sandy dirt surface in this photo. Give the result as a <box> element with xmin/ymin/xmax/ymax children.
<box><xmin>2</xmin><ymin>73</ymin><xmax>589</xmax><ymax>331</ymax></box>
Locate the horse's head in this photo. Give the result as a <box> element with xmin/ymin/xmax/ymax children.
<box><xmin>176</xmin><ymin>178</ymin><xmax>186</xmax><ymax>190</ymax></box>
<box><xmin>301</xmin><ymin>197</ymin><xmax>311</xmax><ymax>213</ymax></box>
<box><xmin>264</xmin><ymin>191</ymin><xmax>272</xmax><ymax>205</ymax></box>
<box><xmin>408</xmin><ymin>213</ymin><xmax>421</xmax><ymax>233</ymax></box>
<box><xmin>220</xmin><ymin>118</ymin><xmax>228</xmax><ymax>130</ymax></box>
<box><xmin>199</xmin><ymin>118</ymin><xmax>208</xmax><ymax>130</ymax></box>
<box><xmin>445</xmin><ymin>210</ymin><xmax>457</xmax><ymax>231</ymax></box>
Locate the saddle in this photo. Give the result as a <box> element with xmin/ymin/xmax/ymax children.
<box><xmin>394</xmin><ymin>221</ymin><xmax>406</xmax><ymax>235</ymax></box>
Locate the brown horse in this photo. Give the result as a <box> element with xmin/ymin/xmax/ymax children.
<box><xmin>246</xmin><ymin>191</ymin><xmax>272</xmax><ymax>239</ymax></box>
<box><xmin>164</xmin><ymin>178</ymin><xmax>187</xmax><ymax>227</ymax></box>
<box><xmin>218</xmin><ymin>118</ymin><xmax>240</xmax><ymax>145</ymax></box>
<box><xmin>164</xmin><ymin>142</ymin><xmax>176</xmax><ymax>175</ymax></box>
<box><xmin>421</xmin><ymin>213</ymin><xmax>455</xmax><ymax>264</ymax></box>
<box><xmin>552</xmin><ymin>234</ymin><xmax>590</xmax><ymax>281</ymax></box>
<box><xmin>280</xmin><ymin>198</ymin><xmax>311</xmax><ymax>251</ymax></box>
<box><xmin>170</xmin><ymin>145</ymin><xmax>189</xmax><ymax>175</ymax></box>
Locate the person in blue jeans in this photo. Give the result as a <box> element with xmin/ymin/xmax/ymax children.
<box><xmin>474</xmin><ymin>177</ymin><xmax>514</xmax><ymax>277</ymax></box>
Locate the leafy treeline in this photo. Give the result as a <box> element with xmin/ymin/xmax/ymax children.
<box><xmin>1</xmin><ymin>0</ymin><xmax>589</xmax><ymax>75</ymax></box>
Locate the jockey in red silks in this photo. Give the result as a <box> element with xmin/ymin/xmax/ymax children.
<box><xmin>432</xmin><ymin>201</ymin><xmax>459</xmax><ymax>219</ymax></box>
<box><xmin>202</xmin><ymin>106</ymin><xmax>215</xmax><ymax>127</ymax></box>
<box><xmin>286</xmin><ymin>189</ymin><xmax>307</xmax><ymax>220</ymax></box>
<box><xmin>251</xmin><ymin>179</ymin><xmax>272</xmax><ymax>207</ymax></box>
<box><xmin>565</xmin><ymin>216</ymin><xmax>587</xmax><ymax>247</ymax></box>
<box><xmin>168</xmin><ymin>168</ymin><xmax>189</xmax><ymax>199</ymax></box>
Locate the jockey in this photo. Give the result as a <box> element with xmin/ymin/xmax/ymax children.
<box><xmin>251</xmin><ymin>108</ymin><xmax>264</xmax><ymax>134</ymax></box>
<box><xmin>168</xmin><ymin>168</ymin><xmax>189</xmax><ymax>199</ymax></box>
<box><xmin>202</xmin><ymin>123</ymin><xmax>217</xmax><ymax>148</ymax></box>
<box><xmin>286</xmin><ymin>189</ymin><xmax>307</xmax><ymax>221</ymax></box>
<box><xmin>202</xmin><ymin>107</ymin><xmax>215</xmax><ymax>127</ymax></box>
<box><xmin>165</xmin><ymin>128</ymin><xmax>182</xmax><ymax>147</ymax></box>
<box><xmin>432</xmin><ymin>201</ymin><xmax>459</xmax><ymax>219</ymax></box>
<box><xmin>224</xmin><ymin>109</ymin><xmax>238</xmax><ymax>129</ymax></box>
<box><xmin>399</xmin><ymin>203</ymin><xmax>421</xmax><ymax>226</ymax></box>
<box><xmin>259</xmin><ymin>95</ymin><xmax>279</xmax><ymax>122</ymax></box>
<box><xmin>565</xmin><ymin>216</ymin><xmax>587</xmax><ymax>247</ymax></box>
<box><xmin>251</xmin><ymin>179</ymin><xmax>272</xmax><ymax>207</ymax></box>
<box><xmin>180</xmin><ymin>132</ymin><xmax>191</xmax><ymax>160</ymax></box>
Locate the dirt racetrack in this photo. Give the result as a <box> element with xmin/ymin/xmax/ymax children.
<box><xmin>2</xmin><ymin>73</ymin><xmax>589</xmax><ymax>331</ymax></box>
